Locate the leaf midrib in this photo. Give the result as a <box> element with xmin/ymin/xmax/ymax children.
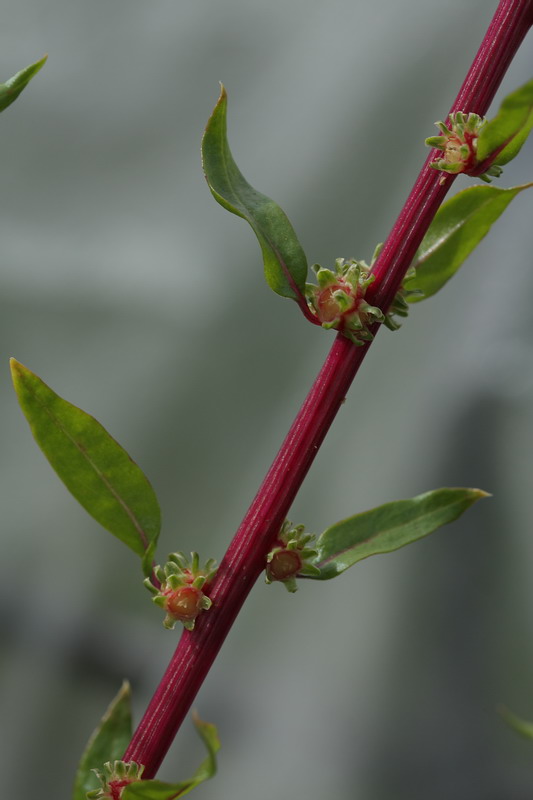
<box><xmin>25</xmin><ymin>382</ymin><xmax>150</xmax><ymax>550</ymax></box>
<box><xmin>412</xmin><ymin>193</ymin><xmax>498</xmax><ymax>270</ymax></box>
<box><xmin>315</xmin><ymin>498</ymin><xmax>466</xmax><ymax>569</ymax></box>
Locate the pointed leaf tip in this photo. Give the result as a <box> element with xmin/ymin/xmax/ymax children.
<box><xmin>308</xmin><ymin>487</ymin><xmax>487</xmax><ymax>580</ymax></box>
<box><xmin>202</xmin><ymin>85</ymin><xmax>308</xmax><ymax>303</ymax></box>
<box><xmin>0</xmin><ymin>55</ymin><xmax>47</xmax><ymax>113</ymax></box>
<box><xmin>11</xmin><ymin>361</ymin><xmax>161</xmax><ymax>565</ymax></box>
<box><xmin>73</xmin><ymin>681</ymin><xmax>133</xmax><ymax>800</ymax></box>
<box><xmin>499</xmin><ymin>705</ymin><xmax>533</xmax><ymax>740</ymax></box>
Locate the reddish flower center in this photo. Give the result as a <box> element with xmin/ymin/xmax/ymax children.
<box><xmin>316</xmin><ymin>282</ymin><xmax>355</xmax><ymax>323</ymax></box>
<box><xmin>268</xmin><ymin>549</ymin><xmax>302</xmax><ymax>581</ymax></box>
<box><xmin>444</xmin><ymin>130</ymin><xmax>478</xmax><ymax>171</ymax></box>
<box><xmin>165</xmin><ymin>585</ymin><xmax>204</xmax><ymax>621</ymax></box>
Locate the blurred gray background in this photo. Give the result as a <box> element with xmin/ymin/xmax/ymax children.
<box><xmin>1</xmin><ymin>1</ymin><xmax>533</xmax><ymax>798</ymax></box>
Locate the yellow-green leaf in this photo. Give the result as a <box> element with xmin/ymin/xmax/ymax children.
<box><xmin>11</xmin><ymin>359</ymin><xmax>161</xmax><ymax>566</ymax></box>
<box><xmin>0</xmin><ymin>55</ymin><xmax>47</xmax><ymax>113</ymax></box>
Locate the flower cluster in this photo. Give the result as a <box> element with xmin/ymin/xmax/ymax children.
<box><xmin>144</xmin><ymin>552</ymin><xmax>217</xmax><ymax>630</ymax></box>
<box><xmin>87</xmin><ymin>761</ymin><xmax>144</xmax><ymax>800</ymax></box>
<box><xmin>305</xmin><ymin>258</ymin><xmax>385</xmax><ymax>345</ymax></box>
<box><xmin>306</xmin><ymin>247</ymin><xmax>418</xmax><ymax>339</ymax></box>
<box><xmin>265</xmin><ymin>521</ymin><xmax>320</xmax><ymax>593</ymax></box>
<box><xmin>426</xmin><ymin>111</ymin><xmax>503</xmax><ymax>182</ymax></box>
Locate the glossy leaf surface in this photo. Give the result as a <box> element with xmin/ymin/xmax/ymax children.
<box><xmin>0</xmin><ymin>55</ymin><xmax>47</xmax><ymax>113</ymax></box>
<box><xmin>73</xmin><ymin>682</ymin><xmax>132</xmax><ymax>800</ymax></box>
<box><xmin>11</xmin><ymin>360</ymin><xmax>161</xmax><ymax>562</ymax></box>
<box><xmin>307</xmin><ymin>488</ymin><xmax>487</xmax><ymax>580</ymax></box>
<box><xmin>477</xmin><ymin>78</ymin><xmax>533</xmax><ymax>166</ymax></box>
<box><xmin>499</xmin><ymin>706</ymin><xmax>533</xmax><ymax>740</ymax></box>
<box><xmin>404</xmin><ymin>183</ymin><xmax>532</xmax><ymax>301</ymax></box>
<box><xmin>123</xmin><ymin>715</ymin><xmax>220</xmax><ymax>800</ymax></box>
<box><xmin>202</xmin><ymin>85</ymin><xmax>308</xmax><ymax>300</ymax></box>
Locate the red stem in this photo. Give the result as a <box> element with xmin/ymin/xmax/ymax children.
<box><xmin>124</xmin><ymin>0</ymin><xmax>533</xmax><ymax>777</ymax></box>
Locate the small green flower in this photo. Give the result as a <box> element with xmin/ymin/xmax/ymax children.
<box><xmin>426</xmin><ymin>111</ymin><xmax>503</xmax><ymax>182</ymax></box>
<box><xmin>266</xmin><ymin>521</ymin><xmax>321</xmax><ymax>593</ymax></box>
<box><xmin>144</xmin><ymin>552</ymin><xmax>217</xmax><ymax>630</ymax></box>
<box><xmin>306</xmin><ymin>247</ymin><xmax>417</xmax><ymax>339</ymax></box>
<box><xmin>305</xmin><ymin>258</ymin><xmax>385</xmax><ymax>345</ymax></box>
<box><xmin>87</xmin><ymin>761</ymin><xmax>144</xmax><ymax>800</ymax></box>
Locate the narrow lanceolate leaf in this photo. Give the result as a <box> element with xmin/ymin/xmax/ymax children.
<box><xmin>122</xmin><ymin>714</ymin><xmax>220</xmax><ymax>800</ymax></box>
<box><xmin>11</xmin><ymin>360</ymin><xmax>161</xmax><ymax>564</ymax></box>
<box><xmin>477</xmin><ymin>78</ymin><xmax>533</xmax><ymax>167</ymax></box>
<box><xmin>307</xmin><ymin>488</ymin><xmax>488</xmax><ymax>581</ymax></box>
<box><xmin>202</xmin><ymin>85</ymin><xmax>308</xmax><ymax>301</ymax></box>
<box><xmin>73</xmin><ymin>682</ymin><xmax>132</xmax><ymax>800</ymax></box>
<box><xmin>499</xmin><ymin>706</ymin><xmax>533</xmax><ymax>741</ymax></box>
<box><xmin>0</xmin><ymin>55</ymin><xmax>47</xmax><ymax>113</ymax></box>
<box><xmin>404</xmin><ymin>183</ymin><xmax>533</xmax><ymax>301</ymax></box>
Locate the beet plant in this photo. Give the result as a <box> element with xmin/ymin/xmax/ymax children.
<box><xmin>4</xmin><ymin>0</ymin><xmax>533</xmax><ymax>797</ymax></box>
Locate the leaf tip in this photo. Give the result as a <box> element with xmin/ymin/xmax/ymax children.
<box><xmin>192</xmin><ymin>709</ymin><xmax>221</xmax><ymax>751</ymax></box>
<box><xmin>202</xmin><ymin>83</ymin><xmax>228</xmax><ymax>149</ymax></box>
<box><xmin>498</xmin><ymin>704</ymin><xmax>533</xmax><ymax>740</ymax></box>
<box><xmin>9</xmin><ymin>357</ymin><xmax>26</xmax><ymax>385</ymax></box>
<box><xmin>471</xmin><ymin>488</ymin><xmax>491</xmax><ymax>500</ymax></box>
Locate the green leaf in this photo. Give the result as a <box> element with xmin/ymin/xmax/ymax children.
<box><xmin>307</xmin><ymin>488</ymin><xmax>488</xmax><ymax>580</ymax></box>
<box><xmin>499</xmin><ymin>706</ymin><xmax>533</xmax><ymax>741</ymax></box>
<box><xmin>202</xmin><ymin>85</ymin><xmax>308</xmax><ymax>301</ymax></box>
<box><xmin>477</xmin><ymin>78</ymin><xmax>533</xmax><ymax>167</ymax></box>
<box><xmin>73</xmin><ymin>682</ymin><xmax>132</xmax><ymax>800</ymax></box>
<box><xmin>404</xmin><ymin>183</ymin><xmax>533</xmax><ymax>301</ymax></box>
<box><xmin>11</xmin><ymin>360</ymin><xmax>161</xmax><ymax>566</ymax></box>
<box><xmin>122</xmin><ymin>714</ymin><xmax>220</xmax><ymax>800</ymax></box>
<box><xmin>0</xmin><ymin>55</ymin><xmax>47</xmax><ymax>113</ymax></box>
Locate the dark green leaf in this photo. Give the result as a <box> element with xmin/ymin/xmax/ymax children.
<box><xmin>122</xmin><ymin>714</ymin><xmax>220</xmax><ymax>800</ymax></box>
<box><xmin>11</xmin><ymin>360</ymin><xmax>161</xmax><ymax>565</ymax></box>
<box><xmin>73</xmin><ymin>682</ymin><xmax>132</xmax><ymax>800</ymax></box>
<box><xmin>477</xmin><ymin>78</ymin><xmax>533</xmax><ymax>166</ymax></box>
<box><xmin>499</xmin><ymin>706</ymin><xmax>533</xmax><ymax>740</ymax></box>
<box><xmin>307</xmin><ymin>488</ymin><xmax>488</xmax><ymax>580</ymax></box>
<box><xmin>0</xmin><ymin>55</ymin><xmax>47</xmax><ymax>113</ymax></box>
<box><xmin>202</xmin><ymin>85</ymin><xmax>308</xmax><ymax>301</ymax></box>
<box><xmin>404</xmin><ymin>183</ymin><xmax>533</xmax><ymax>301</ymax></box>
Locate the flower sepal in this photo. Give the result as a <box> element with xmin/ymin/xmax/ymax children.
<box><xmin>426</xmin><ymin>111</ymin><xmax>504</xmax><ymax>183</ymax></box>
<box><xmin>144</xmin><ymin>552</ymin><xmax>217</xmax><ymax>630</ymax></box>
<box><xmin>306</xmin><ymin>258</ymin><xmax>384</xmax><ymax>345</ymax></box>
<box><xmin>87</xmin><ymin>760</ymin><xmax>144</xmax><ymax>800</ymax></box>
<box><xmin>265</xmin><ymin>521</ymin><xmax>320</xmax><ymax>593</ymax></box>
<box><xmin>383</xmin><ymin>265</ymin><xmax>423</xmax><ymax>330</ymax></box>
